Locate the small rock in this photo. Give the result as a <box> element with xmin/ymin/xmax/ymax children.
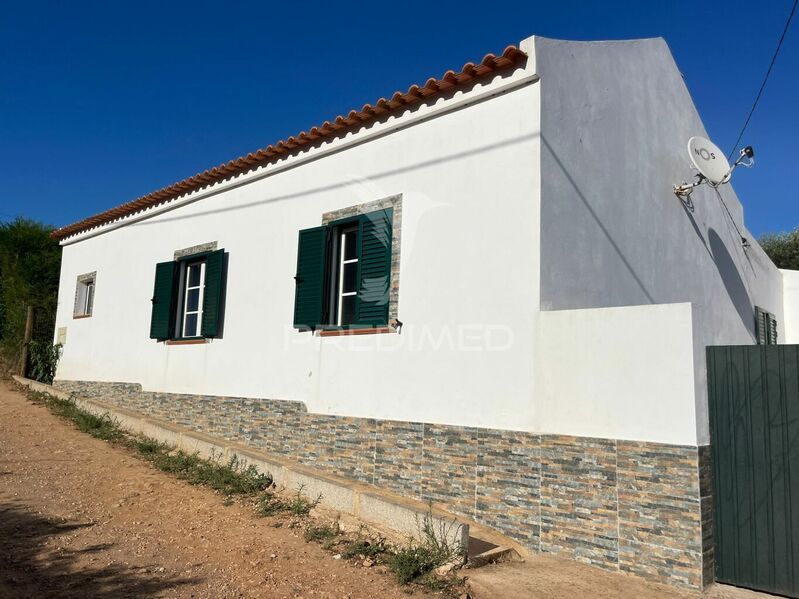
<box><xmin>435</xmin><ymin>562</ymin><xmax>455</xmax><ymax>576</ymax></box>
<box><xmin>332</xmin><ymin>554</ymin><xmax>342</xmax><ymax>560</ymax></box>
<box><xmin>363</xmin><ymin>558</ymin><xmax>374</xmax><ymax>567</ymax></box>
<box><xmin>156</xmin><ymin>567</ymin><xmax>165</xmax><ymax>573</ymax></box>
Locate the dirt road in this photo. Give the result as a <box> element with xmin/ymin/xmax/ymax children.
<box><xmin>0</xmin><ymin>380</ymin><xmax>432</xmax><ymax>598</ymax></box>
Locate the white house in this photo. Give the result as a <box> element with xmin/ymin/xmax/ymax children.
<box><xmin>50</xmin><ymin>35</ymin><xmax>792</xmax><ymax>590</ymax></box>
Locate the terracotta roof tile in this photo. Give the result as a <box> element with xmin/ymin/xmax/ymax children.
<box><xmin>52</xmin><ymin>45</ymin><xmax>527</xmax><ymax>240</ymax></box>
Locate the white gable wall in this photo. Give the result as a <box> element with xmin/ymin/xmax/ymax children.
<box><xmin>533</xmin><ymin>37</ymin><xmax>784</xmax><ymax>445</ymax></box>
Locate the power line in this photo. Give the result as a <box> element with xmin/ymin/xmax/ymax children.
<box><xmin>727</xmin><ymin>0</ymin><xmax>798</xmax><ymax>159</ymax></box>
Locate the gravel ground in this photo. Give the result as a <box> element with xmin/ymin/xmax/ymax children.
<box><xmin>0</xmin><ymin>380</ymin><xmax>436</xmax><ymax>598</ymax></box>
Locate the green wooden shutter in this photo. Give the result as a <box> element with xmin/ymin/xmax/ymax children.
<box><xmin>150</xmin><ymin>261</ymin><xmax>177</xmax><ymax>340</ymax></box>
<box><xmin>356</xmin><ymin>209</ymin><xmax>392</xmax><ymax>326</ymax></box>
<box><xmin>201</xmin><ymin>249</ymin><xmax>226</xmax><ymax>338</ymax></box>
<box><xmin>755</xmin><ymin>307</ymin><xmax>778</xmax><ymax>345</ymax></box>
<box><xmin>756</xmin><ymin>307</ymin><xmax>767</xmax><ymax>345</ymax></box>
<box><xmin>293</xmin><ymin>226</ymin><xmax>329</xmax><ymax>330</ymax></box>
<box><xmin>768</xmin><ymin>313</ymin><xmax>778</xmax><ymax>345</ymax></box>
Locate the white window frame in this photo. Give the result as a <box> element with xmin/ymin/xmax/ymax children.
<box><xmin>336</xmin><ymin>225</ymin><xmax>359</xmax><ymax>326</ymax></box>
<box><xmin>84</xmin><ymin>281</ymin><xmax>95</xmax><ymax>316</ymax></box>
<box><xmin>180</xmin><ymin>261</ymin><xmax>206</xmax><ymax>338</ymax></box>
<box><xmin>73</xmin><ymin>272</ymin><xmax>96</xmax><ymax>318</ymax></box>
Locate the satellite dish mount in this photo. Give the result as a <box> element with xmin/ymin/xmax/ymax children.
<box><xmin>673</xmin><ymin>136</ymin><xmax>754</xmax><ymax>197</ymax></box>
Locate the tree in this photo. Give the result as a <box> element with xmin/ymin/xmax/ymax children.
<box><xmin>759</xmin><ymin>228</ymin><xmax>799</xmax><ymax>271</ymax></box>
<box><xmin>0</xmin><ymin>218</ymin><xmax>62</xmax><ymax>371</ymax></box>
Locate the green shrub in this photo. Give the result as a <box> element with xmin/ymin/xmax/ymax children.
<box><xmin>760</xmin><ymin>228</ymin><xmax>799</xmax><ymax>270</ymax></box>
<box><xmin>255</xmin><ymin>492</ymin><xmax>286</xmax><ymax>517</ymax></box>
<box><xmin>388</xmin><ymin>511</ymin><xmax>464</xmax><ymax>584</ymax></box>
<box><xmin>27</xmin><ymin>340</ymin><xmax>61</xmax><ymax>384</ymax></box>
<box><xmin>304</xmin><ymin>522</ymin><xmax>340</xmax><ymax>543</ymax></box>
<box><xmin>0</xmin><ymin>219</ymin><xmax>61</xmax><ymax>371</ymax></box>
<box><xmin>390</xmin><ymin>545</ymin><xmax>448</xmax><ymax>584</ymax></box>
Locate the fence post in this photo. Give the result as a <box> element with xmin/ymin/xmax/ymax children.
<box><xmin>18</xmin><ymin>305</ymin><xmax>34</xmax><ymax>376</ymax></box>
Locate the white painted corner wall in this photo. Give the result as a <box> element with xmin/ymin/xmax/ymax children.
<box><xmin>781</xmin><ymin>269</ymin><xmax>799</xmax><ymax>344</ymax></box>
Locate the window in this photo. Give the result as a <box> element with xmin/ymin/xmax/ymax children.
<box><xmin>149</xmin><ymin>249</ymin><xmax>227</xmax><ymax>342</ymax></box>
<box><xmin>84</xmin><ymin>281</ymin><xmax>95</xmax><ymax>315</ymax></box>
<box><xmin>294</xmin><ymin>208</ymin><xmax>393</xmax><ymax>331</ymax></box>
<box><xmin>755</xmin><ymin>306</ymin><xmax>778</xmax><ymax>345</ymax></box>
<box><xmin>333</xmin><ymin>225</ymin><xmax>359</xmax><ymax>326</ymax></box>
<box><xmin>73</xmin><ymin>272</ymin><xmax>96</xmax><ymax>318</ymax></box>
<box><xmin>178</xmin><ymin>260</ymin><xmax>206</xmax><ymax>338</ymax></box>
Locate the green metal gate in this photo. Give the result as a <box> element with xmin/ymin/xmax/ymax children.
<box><xmin>707</xmin><ymin>345</ymin><xmax>799</xmax><ymax>597</ymax></box>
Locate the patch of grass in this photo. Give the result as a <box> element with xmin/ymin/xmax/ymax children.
<box><xmin>73</xmin><ymin>411</ymin><xmax>122</xmax><ymax>441</ymax></box>
<box><xmin>304</xmin><ymin>522</ymin><xmax>340</xmax><ymax>543</ymax></box>
<box><xmin>27</xmin><ymin>390</ymin><xmax>123</xmax><ymax>442</ymax></box>
<box><xmin>256</xmin><ymin>486</ymin><xmax>322</xmax><ymax>517</ymax></box>
<box><xmin>134</xmin><ymin>437</ymin><xmax>165</xmax><ymax>456</ymax></box>
<box><xmin>142</xmin><ymin>449</ymin><xmax>272</xmax><ymax>496</ymax></box>
<box><xmin>23</xmin><ymin>387</ymin><xmax>272</xmax><ymax>497</ymax></box>
<box><xmin>388</xmin><ymin>511</ymin><xmax>465</xmax><ymax>585</ymax></box>
<box><xmin>255</xmin><ymin>493</ymin><xmax>285</xmax><ymax>517</ymax></box>
<box><xmin>341</xmin><ymin>539</ymin><xmax>387</xmax><ymax>559</ymax></box>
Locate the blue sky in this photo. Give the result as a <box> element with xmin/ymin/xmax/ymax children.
<box><xmin>0</xmin><ymin>1</ymin><xmax>796</xmax><ymax>236</ymax></box>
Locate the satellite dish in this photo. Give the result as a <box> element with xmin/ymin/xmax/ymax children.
<box><xmin>673</xmin><ymin>137</ymin><xmax>757</xmax><ymax>250</ymax></box>
<box><xmin>687</xmin><ymin>136</ymin><xmax>730</xmax><ymax>184</ymax></box>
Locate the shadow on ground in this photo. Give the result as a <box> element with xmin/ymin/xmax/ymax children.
<box><xmin>0</xmin><ymin>502</ymin><xmax>201</xmax><ymax>598</ymax></box>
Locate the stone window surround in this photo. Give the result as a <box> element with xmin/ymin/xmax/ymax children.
<box><xmin>321</xmin><ymin>194</ymin><xmax>402</xmax><ymax>335</ymax></box>
<box><xmin>73</xmin><ymin>271</ymin><xmax>96</xmax><ymax>319</ymax></box>
<box><xmin>174</xmin><ymin>241</ymin><xmax>218</xmax><ymax>260</ymax></box>
<box><xmin>164</xmin><ymin>242</ymin><xmax>219</xmax><ymax>345</ymax></box>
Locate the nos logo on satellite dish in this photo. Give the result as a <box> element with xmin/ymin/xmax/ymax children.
<box><xmin>694</xmin><ymin>146</ymin><xmax>716</xmax><ymax>161</ymax></box>
<box><xmin>687</xmin><ymin>136</ymin><xmax>730</xmax><ymax>184</ymax></box>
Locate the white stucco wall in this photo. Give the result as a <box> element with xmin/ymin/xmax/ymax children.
<box><xmin>54</xmin><ymin>52</ymin><xmax>545</xmax><ymax>433</ymax></box>
<box><xmin>535</xmin><ymin>303</ymin><xmax>697</xmax><ymax>445</ymax></box>
<box><xmin>781</xmin><ymin>269</ymin><xmax>799</xmax><ymax>344</ymax></box>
